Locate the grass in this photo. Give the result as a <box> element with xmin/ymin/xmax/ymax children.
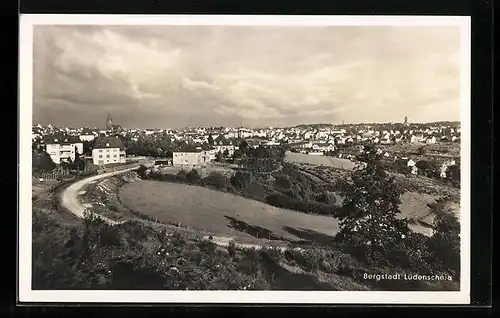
<box><xmin>284</xmin><ymin>152</ymin><xmax>357</xmax><ymax>170</ymax></box>
<box><xmin>119</xmin><ymin>180</ymin><xmax>340</xmax><ymax>243</ymax></box>
<box><xmin>32</xmin><ymin>206</ymin><xmax>459</xmax><ymax>291</ymax></box>
<box><xmin>31</xmin><ymin>168</ymin><xmax>460</xmax><ymax>292</ymax></box>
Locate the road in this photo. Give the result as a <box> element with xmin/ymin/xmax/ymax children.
<box><xmin>202</xmin><ymin>235</ymin><xmax>301</xmax><ymax>252</ymax></box>
<box><xmin>61</xmin><ymin>165</ymin><xmax>141</xmax><ymax>225</ymax></box>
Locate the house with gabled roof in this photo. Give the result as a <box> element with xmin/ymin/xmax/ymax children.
<box><xmin>92</xmin><ymin>136</ymin><xmax>126</xmax><ymax>165</ymax></box>
<box><xmin>213</xmin><ymin>135</ymin><xmax>235</xmax><ymax>156</ymax></box>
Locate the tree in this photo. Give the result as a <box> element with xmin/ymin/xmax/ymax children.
<box><xmin>202</xmin><ymin>172</ymin><xmax>229</xmax><ymax>190</ymax></box>
<box><xmin>207</xmin><ymin>135</ymin><xmax>214</xmax><ymax>146</ymax></box>
<box><xmin>336</xmin><ymin>156</ymin><xmax>410</xmax><ymax>249</ymax></box>
<box><xmin>215</xmin><ymin>151</ymin><xmax>223</xmax><ymax>162</ymax></box>
<box><xmin>83</xmin><ymin>141</ymin><xmax>93</xmax><ymax>156</ymax></box>
<box><xmin>357</xmin><ymin>144</ymin><xmax>380</xmax><ymax>163</ymax></box>
<box><xmin>415</xmin><ymin>160</ymin><xmax>440</xmax><ymax>178</ymax></box>
<box><xmin>447</xmin><ymin>164</ymin><xmax>460</xmax><ymax>186</ymax></box>
<box><xmin>32</xmin><ymin>150</ymin><xmax>56</xmax><ymax>172</ymax></box>
<box><xmin>231</xmin><ymin>171</ymin><xmax>251</xmax><ymax>189</ymax></box>
<box><xmin>60</xmin><ymin>159</ymin><xmax>73</xmax><ymax>171</ymax></box>
<box><xmin>232</xmin><ymin>149</ymin><xmax>242</xmax><ymax>160</ymax></box>
<box><xmin>417</xmin><ymin>146</ymin><xmax>427</xmax><ymax>155</ymax></box>
<box><xmin>137</xmin><ymin>165</ymin><xmax>148</xmax><ymax>179</ymax></box>
<box><xmin>72</xmin><ymin>147</ymin><xmax>86</xmax><ymax>171</ymax></box>
<box><xmin>239</xmin><ymin>140</ymin><xmax>249</xmax><ymax>155</ymax></box>
<box><xmin>427</xmin><ymin>211</ymin><xmax>460</xmax><ymax>275</ymax></box>
<box><xmin>223</xmin><ymin>149</ymin><xmax>230</xmax><ymax>158</ymax></box>
<box><xmin>186</xmin><ymin>169</ymin><xmax>201</xmax><ymax>185</ymax></box>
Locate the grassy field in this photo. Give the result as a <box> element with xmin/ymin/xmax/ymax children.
<box><xmin>284</xmin><ymin>152</ymin><xmax>357</xmax><ymax>170</ymax></box>
<box><xmin>119</xmin><ymin>180</ymin><xmax>340</xmax><ymax>243</ymax></box>
<box><xmin>379</xmin><ymin>142</ymin><xmax>460</xmax><ymax>157</ymax></box>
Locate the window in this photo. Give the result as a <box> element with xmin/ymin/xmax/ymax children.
<box><xmin>99</xmin><ymin>155</ymin><xmax>103</xmax><ymax>158</ymax></box>
<box><xmin>106</xmin><ymin>155</ymin><xmax>110</xmax><ymax>158</ymax></box>
<box><xmin>113</xmin><ymin>155</ymin><xmax>117</xmax><ymax>158</ymax></box>
<box><xmin>106</xmin><ymin>149</ymin><xmax>110</xmax><ymax>152</ymax></box>
<box><xmin>99</xmin><ymin>149</ymin><xmax>103</xmax><ymax>152</ymax></box>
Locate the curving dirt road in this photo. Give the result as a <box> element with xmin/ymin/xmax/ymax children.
<box><xmin>61</xmin><ymin>166</ymin><xmax>141</xmax><ymax>225</ymax></box>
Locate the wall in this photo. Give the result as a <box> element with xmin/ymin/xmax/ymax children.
<box><xmin>46</xmin><ymin>143</ymin><xmax>76</xmax><ymax>164</ymax></box>
<box><xmin>92</xmin><ymin>147</ymin><xmax>126</xmax><ymax>165</ymax></box>
<box><xmin>173</xmin><ymin>152</ymin><xmax>201</xmax><ymax>167</ymax></box>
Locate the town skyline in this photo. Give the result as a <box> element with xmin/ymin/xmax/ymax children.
<box><xmin>33</xmin><ymin>117</ymin><xmax>461</xmax><ymax>131</ymax></box>
<box><xmin>33</xmin><ymin>25</ymin><xmax>462</xmax><ymax>129</ymax></box>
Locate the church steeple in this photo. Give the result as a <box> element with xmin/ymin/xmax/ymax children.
<box><xmin>106</xmin><ymin>113</ymin><xmax>113</xmax><ymax>130</ymax></box>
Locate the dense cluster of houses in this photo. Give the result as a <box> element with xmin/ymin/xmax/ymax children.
<box><xmin>32</xmin><ymin>115</ymin><xmax>460</xmax><ymax>173</ymax></box>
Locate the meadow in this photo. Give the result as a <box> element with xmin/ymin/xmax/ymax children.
<box><xmin>284</xmin><ymin>152</ymin><xmax>357</xmax><ymax>170</ymax></box>
<box><xmin>119</xmin><ymin>180</ymin><xmax>340</xmax><ymax>243</ymax></box>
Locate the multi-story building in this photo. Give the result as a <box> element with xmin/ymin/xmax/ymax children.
<box><xmin>45</xmin><ymin>136</ymin><xmax>83</xmax><ymax>164</ymax></box>
<box><xmin>173</xmin><ymin>146</ymin><xmax>210</xmax><ymax>167</ymax></box>
<box><xmin>92</xmin><ymin>136</ymin><xmax>126</xmax><ymax>165</ymax></box>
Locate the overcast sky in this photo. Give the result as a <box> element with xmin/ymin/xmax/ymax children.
<box><xmin>32</xmin><ymin>25</ymin><xmax>462</xmax><ymax>129</ymax></box>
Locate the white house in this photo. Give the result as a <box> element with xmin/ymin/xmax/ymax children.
<box><xmin>92</xmin><ymin>136</ymin><xmax>126</xmax><ymax>165</ymax></box>
<box><xmin>407</xmin><ymin>159</ymin><xmax>416</xmax><ymax>167</ymax></box>
<box><xmin>440</xmin><ymin>160</ymin><xmax>457</xmax><ymax>178</ymax></box>
<box><xmin>173</xmin><ymin>146</ymin><xmax>210</xmax><ymax>167</ymax></box>
<box><xmin>45</xmin><ymin>136</ymin><xmax>83</xmax><ymax>164</ymax></box>
<box><xmin>79</xmin><ymin>134</ymin><xmax>95</xmax><ymax>142</ymax></box>
<box><xmin>411</xmin><ymin>135</ymin><xmax>425</xmax><ymax>143</ymax></box>
<box><xmin>213</xmin><ymin>136</ymin><xmax>235</xmax><ymax>156</ymax></box>
<box><xmin>426</xmin><ymin>136</ymin><xmax>437</xmax><ymax>144</ymax></box>
<box><xmin>311</xmin><ymin>142</ymin><xmax>335</xmax><ymax>152</ymax></box>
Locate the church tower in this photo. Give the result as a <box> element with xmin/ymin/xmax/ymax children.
<box><xmin>404</xmin><ymin>116</ymin><xmax>408</xmax><ymax>126</ymax></box>
<box><xmin>106</xmin><ymin>113</ymin><xmax>113</xmax><ymax>130</ymax></box>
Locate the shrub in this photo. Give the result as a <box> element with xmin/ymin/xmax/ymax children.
<box><xmin>446</xmin><ymin>164</ymin><xmax>460</xmax><ymax>186</ymax></box>
<box><xmin>177</xmin><ymin>170</ymin><xmax>187</xmax><ymax>182</ymax></box>
<box><xmin>137</xmin><ymin>165</ymin><xmax>148</xmax><ymax>179</ymax></box>
<box><xmin>266</xmin><ymin>192</ymin><xmax>294</xmax><ymax>209</ymax></box>
<box><xmin>416</xmin><ymin>160</ymin><xmax>440</xmax><ymax>178</ymax></box>
<box><xmin>427</xmin><ymin>212</ymin><xmax>460</xmax><ymax>275</ymax></box>
<box><xmin>32</xmin><ymin>150</ymin><xmax>56</xmax><ymax>172</ymax></box>
<box><xmin>186</xmin><ymin>169</ymin><xmax>201</xmax><ymax>185</ymax></box>
<box><xmin>202</xmin><ymin>172</ymin><xmax>229</xmax><ymax>190</ymax></box>
<box><xmin>274</xmin><ymin>175</ymin><xmax>292</xmax><ymax>190</ymax></box>
<box><xmin>230</xmin><ymin>171</ymin><xmax>251</xmax><ymax>189</ymax></box>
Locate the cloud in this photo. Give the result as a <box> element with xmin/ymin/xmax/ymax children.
<box><xmin>32</xmin><ymin>25</ymin><xmax>462</xmax><ymax>128</ymax></box>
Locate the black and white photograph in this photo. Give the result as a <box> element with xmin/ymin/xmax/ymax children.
<box><xmin>19</xmin><ymin>15</ymin><xmax>471</xmax><ymax>304</ymax></box>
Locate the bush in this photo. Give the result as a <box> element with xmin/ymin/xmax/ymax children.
<box><xmin>274</xmin><ymin>175</ymin><xmax>292</xmax><ymax>190</ymax></box>
<box><xmin>32</xmin><ymin>150</ymin><xmax>56</xmax><ymax>172</ymax></box>
<box><xmin>266</xmin><ymin>192</ymin><xmax>294</xmax><ymax>208</ymax></box>
<box><xmin>202</xmin><ymin>172</ymin><xmax>229</xmax><ymax>190</ymax></box>
<box><xmin>446</xmin><ymin>164</ymin><xmax>460</xmax><ymax>186</ymax></box>
<box><xmin>230</xmin><ymin>171</ymin><xmax>251</xmax><ymax>189</ymax></box>
<box><xmin>177</xmin><ymin>170</ymin><xmax>187</xmax><ymax>182</ymax></box>
<box><xmin>416</xmin><ymin>160</ymin><xmax>440</xmax><ymax>178</ymax></box>
<box><xmin>427</xmin><ymin>212</ymin><xmax>460</xmax><ymax>275</ymax></box>
<box><xmin>137</xmin><ymin>165</ymin><xmax>148</xmax><ymax>179</ymax></box>
<box><xmin>186</xmin><ymin>169</ymin><xmax>201</xmax><ymax>185</ymax></box>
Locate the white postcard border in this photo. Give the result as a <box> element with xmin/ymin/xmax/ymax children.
<box><xmin>18</xmin><ymin>14</ymin><xmax>472</xmax><ymax>304</ymax></box>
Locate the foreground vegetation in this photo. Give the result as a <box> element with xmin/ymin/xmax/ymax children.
<box><xmin>32</xmin><ymin>204</ymin><xmax>459</xmax><ymax>291</ymax></box>
<box><xmin>33</xmin><ymin>148</ymin><xmax>461</xmax><ymax>291</ymax></box>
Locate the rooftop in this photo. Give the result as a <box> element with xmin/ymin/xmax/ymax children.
<box><xmin>93</xmin><ymin>136</ymin><xmax>125</xmax><ymax>150</ymax></box>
